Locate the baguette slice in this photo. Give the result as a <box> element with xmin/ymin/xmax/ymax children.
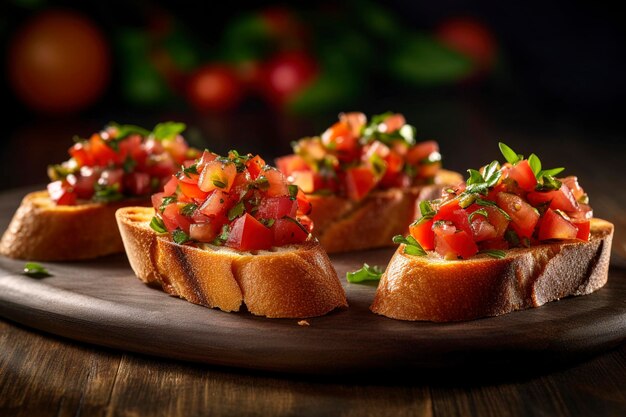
<box><xmin>371</xmin><ymin>218</ymin><xmax>614</xmax><ymax>322</ymax></box>
<box><xmin>0</xmin><ymin>191</ymin><xmax>149</xmax><ymax>261</ymax></box>
<box><xmin>116</xmin><ymin>207</ymin><xmax>348</xmax><ymax>318</ymax></box>
<box><xmin>309</xmin><ymin>169</ymin><xmax>463</xmax><ymax>253</ymax></box>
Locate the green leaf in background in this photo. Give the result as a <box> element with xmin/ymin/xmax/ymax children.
<box><xmin>388</xmin><ymin>34</ymin><xmax>474</xmax><ymax>86</ymax></box>
<box><xmin>153</xmin><ymin>122</ymin><xmax>186</xmax><ymax>141</ymax></box>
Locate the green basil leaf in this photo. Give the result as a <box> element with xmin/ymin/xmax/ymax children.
<box><xmin>468</xmin><ymin>208</ymin><xmax>489</xmax><ymax>223</ymax></box>
<box><xmin>93</xmin><ymin>184</ymin><xmax>123</xmax><ymax>203</ymax></box>
<box><xmin>212</xmin><ymin>224</ymin><xmax>231</xmax><ymax>246</ymax></box>
<box><xmin>159</xmin><ymin>196</ymin><xmax>177</xmax><ymax>213</ymax></box>
<box><xmin>288</xmin><ymin>184</ymin><xmax>299</xmax><ymax>200</ymax></box>
<box><xmin>538</xmin><ymin>167</ymin><xmax>565</xmax><ymax>177</ymax></box>
<box><xmin>419</xmin><ymin>200</ymin><xmax>436</xmax><ymax>218</ymax></box>
<box><xmin>172</xmin><ymin>229</ymin><xmax>190</xmax><ymax>244</ymax></box>
<box><xmin>528</xmin><ymin>153</ymin><xmax>542</xmax><ymax>177</ymax></box>
<box><xmin>483</xmin><ymin>161</ymin><xmax>500</xmax><ymax>184</ymax></box>
<box><xmin>152</xmin><ymin>122</ymin><xmax>186</xmax><ymax>141</ymax></box>
<box><xmin>227</xmin><ymin>201</ymin><xmax>245</xmax><ymax>221</ymax></box>
<box><xmin>466</xmin><ymin>168</ymin><xmax>484</xmax><ymax>185</ymax></box>
<box><xmin>180</xmin><ymin>203</ymin><xmax>198</xmax><ymax>217</ymax></box>
<box><xmin>346</xmin><ymin>263</ymin><xmax>384</xmax><ymax>283</ymax></box>
<box><xmin>23</xmin><ymin>262</ymin><xmax>51</xmax><ymax>278</ymax></box>
<box><xmin>122</xmin><ymin>156</ymin><xmax>137</xmax><ymax>174</ymax></box>
<box><xmin>149</xmin><ymin>216</ymin><xmax>168</xmax><ymax>233</ymax></box>
<box><xmin>113</xmin><ymin>123</ymin><xmax>151</xmax><ymax>140</ymax></box>
<box><xmin>213</xmin><ymin>179</ymin><xmax>227</xmax><ymax>189</ymax></box>
<box><xmin>499</xmin><ymin>142</ymin><xmax>522</xmax><ymax>165</ymax></box>
<box><xmin>392</xmin><ymin>234</ymin><xmax>427</xmax><ymax>256</ymax></box>
<box><xmin>478</xmin><ymin>249</ymin><xmax>506</xmax><ymax>259</ymax></box>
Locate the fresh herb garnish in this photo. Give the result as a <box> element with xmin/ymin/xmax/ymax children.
<box><xmin>360</xmin><ymin>112</ymin><xmax>417</xmax><ymax>146</ymax></box>
<box><xmin>499</xmin><ymin>142</ymin><xmax>524</xmax><ymax>165</ymax></box>
<box><xmin>218</xmin><ymin>150</ymin><xmax>251</xmax><ymax>173</ymax></box>
<box><xmin>464</xmin><ymin>160</ymin><xmax>501</xmax><ymax>196</ymax></box>
<box><xmin>122</xmin><ymin>156</ymin><xmax>137</xmax><ymax>173</ymax></box>
<box><xmin>288</xmin><ymin>184</ymin><xmax>299</xmax><ymax>200</ymax></box>
<box><xmin>260</xmin><ymin>218</ymin><xmax>276</xmax><ymax>228</ymax></box>
<box><xmin>411</xmin><ymin>200</ymin><xmax>436</xmax><ymax>226</ymax></box>
<box><xmin>475</xmin><ymin>198</ymin><xmax>512</xmax><ymax>220</ymax></box>
<box><xmin>212</xmin><ymin>224</ymin><xmax>231</xmax><ymax>246</ymax></box>
<box><xmin>251</xmin><ymin>176</ymin><xmax>270</xmax><ymax>191</ymax></box>
<box><xmin>346</xmin><ymin>263</ymin><xmax>384</xmax><ymax>283</ymax></box>
<box><xmin>478</xmin><ymin>249</ymin><xmax>506</xmax><ymax>259</ymax></box>
<box><xmin>179</xmin><ymin>164</ymin><xmax>199</xmax><ymax>178</ymax></box>
<box><xmin>23</xmin><ymin>262</ymin><xmax>51</xmax><ymax>278</ymax></box>
<box><xmin>112</xmin><ymin>123</ymin><xmax>151</xmax><ymax>140</ymax></box>
<box><xmin>172</xmin><ymin>229</ymin><xmax>190</xmax><ymax>244</ymax></box>
<box><xmin>227</xmin><ymin>201</ymin><xmax>245</xmax><ymax>221</ymax></box>
<box><xmin>468</xmin><ymin>208</ymin><xmax>489</xmax><ymax>222</ymax></box>
<box><xmin>152</xmin><ymin>122</ymin><xmax>186</xmax><ymax>141</ymax></box>
<box><xmin>149</xmin><ymin>216</ymin><xmax>167</xmax><ymax>233</ymax></box>
<box><xmin>392</xmin><ymin>235</ymin><xmax>427</xmax><ymax>256</ymax></box>
<box><xmin>159</xmin><ymin>196</ymin><xmax>177</xmax><ymax>212</ymax></box>
<box><xmin>504</xmin><ymin>230</ymin><xmax>520</xmax><ymax>247</ymax></box>
<box><xmin>213</xmin><ymin>179</ymin><xmax>227</xmax><ymax>189</ymax></box>
<box><xmin>93</xmin><ymin>184</ymin><xmax>123</xmax><ymax>202</ymax></box>
<box><xmin>180</xmin><ymin>203</ymin><xmax>198</xmax><ymax>217</ymax></box>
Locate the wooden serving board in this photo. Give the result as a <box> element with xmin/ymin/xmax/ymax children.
<box><xmin>1</xmin><ymin>188</ymin><xmax>625</xmax><ymax>375</ymax></box>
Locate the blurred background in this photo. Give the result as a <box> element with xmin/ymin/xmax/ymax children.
<box><xmin>1</xmin><ymin>0</ymin><xmax>625</xmax><ymax>191</ymax></box>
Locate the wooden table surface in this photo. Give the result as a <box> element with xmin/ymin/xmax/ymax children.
<box><xmin>1</xmin><ymin>107</ymin><xmax>626</xmax><ymax>417</ymax></box>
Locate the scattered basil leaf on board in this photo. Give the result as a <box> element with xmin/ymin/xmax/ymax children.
<box><xmin>346</xmin><ymin>263</ymin><xmax>384</xmax><ymax>283</ymax></box>
<box><xmin>23</xmin><ymin>262</ymin><xmax>51</xmax><ymax>278</ymax></box>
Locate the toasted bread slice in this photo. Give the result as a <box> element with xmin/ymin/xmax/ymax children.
<box><xmin>116</xmin><ymin>207</ymin><xmax>348</xmax><ymax>318</ymax></box>
<box><xmin>309</xmin><ymin>169</ymin><xmax>463</xmax><ymax>253</ymax></box>
<box><xmin>0</xmin><ymin>191</ymin><xmax>149</xmax><ymax>261</ymax></box>
<box><xmin>371</xmin><ymin>218</ymin><xmax>614</xmax><ymax>322</ymax></box>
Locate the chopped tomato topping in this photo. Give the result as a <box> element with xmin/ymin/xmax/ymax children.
<box><xmin>538</xmin><ymin>209</ymin><xmax>578</xmax><ymax>241</ymax></box>
<box><xmin>271</xmin><ymin>218</ymin><xmax>309</xmax><ymax>246</ymax></box>
<box><xmin>409</xmin><ymin>219</ymin><xmax>435</xmax><ymax>250</ymax></box>
<box><xmin>344</xmin><ymin>166</ymin><xmax>377</xmax><ymax>201</ymax></box>
<box><xmin>527</xmin><ymin>184</ymin><xmax>578</xmax><ymax>212</ymax></box>
<box><xmin>507</xmin><ymin>160</ymin><xmax>537</xmax><ymax>192</ymax></box>
<box><xmin>226</xmin><ymin>213</ymin><xmax>274</xmax><ymax>251</ymax></box>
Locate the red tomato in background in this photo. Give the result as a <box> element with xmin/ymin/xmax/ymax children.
<box><xmin>8</xmin><ymin>10</ymin><xmax>110</xmax><ymax>113</ymax></box>
<box><xmin>186</xmin><ymin>65</ymin><xmax>243</xmax><ymax>112</ymax></box>
<box><xmin>259</xmin><ymin>51</ymin><xmax>317</xmax><ymax>106</ymax></box>
<box><xmin>435</xmin><ymin>17</ymin><xmax>497</xmax><ymax>73</ymax></box>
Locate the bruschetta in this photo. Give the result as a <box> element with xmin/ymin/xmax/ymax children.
<box><xmin>0</xmin><ymin>122</ymin><xmax>199</xmax><ymax>261</ymax></box>
<box><xmin>116</xmin><ymin>150</ymin><xmax>347</xmax><ymax>318</ymax></box>
<box><xmin>371</xmin><ymin>142</ymin><xmax>614</xmax><ymax>322</ymax></box>
<box><xmin>276</xmin><ymin>112</ymin><xmax>463</xmax><ymax>253</ymax></box>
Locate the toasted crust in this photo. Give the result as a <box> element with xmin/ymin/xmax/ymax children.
<box><xmin>116</xmin><ymin>207</ymin><xmax>348</xmax><ymax>318</ymax></box>
<box><xmin>0</xmin><ymin>191</ymin><xmax>149</xmax><ymax>261</ymax></box>
<box><xmin>309</xmin><ymin>169</ymin><xmax>463</xmax><ymax>253</ymax></box>
<box><xmin>371</xmin><ymin>218</ymin><xmax>614</xmax><ymax>322</ymax></box>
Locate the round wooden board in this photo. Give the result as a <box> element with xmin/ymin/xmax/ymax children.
<box><xmin>1</xmin><ymin>188</ymin><xmax>625</xmax><ymax>375</ymax></box>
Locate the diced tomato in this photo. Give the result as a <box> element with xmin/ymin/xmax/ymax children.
<box><xmin>572</xmin><ymin>219</ymin><xmax>591</xmax><ymax>241</ymax></box>
<box><xmin>569</xmin><ymin>203</ymin><xmax>593</xmax><ymax>221</ymax></box>
<box><xmin>527</xmin><ymin>184</ymin><xmax>578</xmax><ymax>212</ymax></box>
<box><xmin>226</xmin><ymin>213</ymin><xmax>273</xmax><ymax>251</ymax></box>
<box><xmin>363</xmin><ymin>141</ymin><xmax>390</xmax><ymax>161</ymax></box>
<box><xmin>296</xmin><ymin>189</ymin><xmax>312</xmax><ymax>215</ymax></box>
<box><xmin>151</xmin><ymin>192</ymin><xmax>165</xmax><ymax>211</ymax></box>
<box><xmin>271</xmin><ymin>218</ymin><xmax>309</xmax><ymax>246</ymax></box>
<box><xmin>161</xmin><ymin>203</ymin><xmax>192</xmax><ymax>234</ymax></box>
<box><xmin>178</xmin><ymin>181</ymin><xmax>209</xmax><ymax>200</ymax></box>
<box><xmin>198</xmin><ymin>161</ymin><xmax>237</xmax><ymax>193</ymax></box>
<box><xmin>124</xmin><ymin>172</ymin><xmax>151</xmax><ymax>196</ymax></box>
<box><xmin>496</xmin><ymin>192</ymin><xmax>540</xmax><ymax>238</ymax></box>
<box><xmin>406</xmin><ymin>140</ymin><xmax>439</xmax><ymax>165</ymax></box>
<box><xmin>289</xmin><ymin>170</ymin><xmax>314</xmax><ymax>193</ymax></box>
<box><xmin>196</xmin><ymin>150</ymin><xmax>218</xmax><ymax>171</ymax></box>
<box><xmin>507</xmin><ymin>160</ymin><xmax>537</xmax><ymax>192</ymax></box>
<box><xmin>145</xmin><ymin>156</ymin><xmax>177</xmax><ymax>178</ymax></box>
<box><xmin>189</xmin><ymin>215</ymin><xmax>226</xmax><ymax>243</ymax></box>
<box><xmin>229</xmin><ymin>172</ymin><xmax>252</xmax><ymax>202</ymax></box>
<box><xmin>118</xmin><ymin>134</ymin><xmax>144</xmax><ymax>164</ymax></box>
<box><xmin>433</xmin><ymin>222</ymin><xmax>478</xmax><ymax>259</ymax></box>
<box><xmin>339</xmin><ymin>112</ymin><xmax>367</xmax><ymax>136</ymax></box>
<box><xmin>433</xmin><ymin>197</ymin><xmax>461</xmax><ymax>222</ymax></box>
<box><xmin>344</xmin><ymin>166</ymin><xmax>376</xmax><ymax>201</ymax></box>
<box><xmin>297</xmin><ymin>215</ymin><xmax>314</xmax><ymax>233</ymax></box>
<box><xmin>163</xmin><ymin>176</ymin><xmax>179</xmax><ymax>196</ymax></box>
<box><xmin>256</xmin><ymin>196</ymin><xmax>297</xmax><ymax>219</ymax></box>
<box><xmin>66</xmin><ymin>167</ymin><xmax>97</xmax><ymax>199</ymax></box>
<box><xmin>538</xmin><ymin>209</ymin><xmax>578</xmax><ymax>241</ymax></box>
<box><xmin>275</xmin><ymin>154</ymin><xmax>310</xmax><ymax>176</ymax></box>
<box><xmin>178</xmin><ymin>171</ymin><xmax>199</xmax><ymax>184</ymax></box>
<box><xmin>263</xmin><ymin>167</ymin><xmax>289</xmax><ymax>197</ymax></box>
<box><xmin>199</xmin><ymin>189</ymin><xmax>231</xmax><ymax>217</ymax></box>
<box><xmin>98</xmin><ymin>168</ymin><xmax>124</xmax><ymax>189</ymax></box>
<box><xmin>245</xmin><ymin>155</ymin><xmax>266</xmax><ymax>179</ymax></box>
<box><xmin>409</xmin><ymin>218</ymin><xmax>435</xmax><ymax>250</ymax></box>
<box><xmin>380</xmin><ymin>113</ymin><xmax>406</xmax><ymax>133</ymax></box>
<box><xmin>321</xmin><ymin>121</ymin><xmax>359</xmax><ymax>162</ymax></box>
<box><xmin>162</xmin><ymin>136</ymin><xmax>189</xmax><ymax>164</ymax></box>
<box><xmin>69</xmin><ymin>142</ymin><xmax>94</xmax><ymax>167</ymax></box>
<box><xmin>484</xmin><ymin>205</ymin><xmax>510</xmax><ymax>238</ymax></box>
<box><xmin>47</xmin><ymin>180</ymin><xmax>77</xmax><ymax>205</ymax></box>
<box><xmin>89</xmin><ymin>133</ymin><xmax>120</xmax><ymax>166</ymax></box>
<box><xmin>470</xmin><ymin>216</ymin><xmax>498</xmax><ymax>242</ymax></box>
<box><xmin>561</xmin><ymin>176</ymin><xmax>585</xmax><ymax>201</ymax></box>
